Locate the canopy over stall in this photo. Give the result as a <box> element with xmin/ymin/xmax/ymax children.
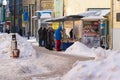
<box><xmin>44</xmin><ymin>14</ymin><xmax>84</xmax><ymax>22</ymax></box>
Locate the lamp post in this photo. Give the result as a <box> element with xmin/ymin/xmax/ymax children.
<box><xmin>2</xmin><ymin>0</ymin><xmax>7</xmax><ymax>33</ymax></box>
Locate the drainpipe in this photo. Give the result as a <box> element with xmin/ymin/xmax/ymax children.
<box><xmin>111</xmin><ymin>0</ymin><xmax>114</xmax><ymax>49</ymax></box>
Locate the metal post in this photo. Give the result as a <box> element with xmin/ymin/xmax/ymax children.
<box><xmin>2</xmin><ymin>5</ymin><xmax>5</xmax><ymax>32</ymax></box>
<box><xmin>3</xmin><ymin>5</ymin><xmax>5</xmax><ymax>22</ymax></box>
<box><xmin>13</xmin><ymin>0</ymin><xmax>16</xmax><ymax>33</ymax></box>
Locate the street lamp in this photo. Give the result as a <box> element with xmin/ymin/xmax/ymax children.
<box><xmin>2</xmin><ymin>0</ymin><xmax>7</xmax><ymax>32</ymax></box>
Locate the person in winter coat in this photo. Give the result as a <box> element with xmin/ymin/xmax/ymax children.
<box><xmin>55</xmin><ymin>26</ymin><xmax>62</xmax><ymax>51</ymax></box>
<box><xmin>46</xmin><ymin>27</ymin><xmax>55</xmax><ymax>50</ymax></box>
<box><xmin>69</xmin><ymin>28</ymin><xmax>73</xmax><ymax>39</ymax></box>
<box><xmin>38</xmin><ymin>27</ymin><xmax>42</xmax><ymax>46</ymax></box>
<box><xmin>42</xmin><ymin>27</ymin><xmax>47</xmax><ymax>46</ymax></box>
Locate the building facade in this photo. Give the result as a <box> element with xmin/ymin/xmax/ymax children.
<box><xmin>111</xmin><ymin>0</ymin><xmax>120</xmax><ymax>49</ymax></box>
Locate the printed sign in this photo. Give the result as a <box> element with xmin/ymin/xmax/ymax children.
<box><xmin>52</xmin><ymin>22</ymin><xmax>59</xmax><ymax>30</ymax></box>
<box><xmin>24</xmin><ymin>12</ymin><xmax>28</xmax><ymax>21</ymax></box>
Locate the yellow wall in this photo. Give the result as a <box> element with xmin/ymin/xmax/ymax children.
<box><xmin>65</xmin><ymin>0</ymin><xmax>110</xmax><ymax>15</ymax></box>
<box><xmin>112</xmin><ymin>0</ymin><xmax>120</xmax><ymax>28</ymax></box>
<box><xmin>22</xmin><ymin>0</ymin><xmax>35</xmax><ymax>6</ymax></box>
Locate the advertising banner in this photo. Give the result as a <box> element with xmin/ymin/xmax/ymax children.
<box><xmin>54</xmin><ymin>0</ymin><xmax>63</xmax><ymax>17</ymax></box>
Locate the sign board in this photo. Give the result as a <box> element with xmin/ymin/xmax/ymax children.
<box><xmin>54</xmin><ymin>0</ymin><xmax>63</xmax><ymax>17</ymax></box>
<box><xmin>41</xmin><ymin>1</ymin><xmax>54</xmax><ymax>10</ymax></box>
<box><xmin>23</xmin><ymin>12</ymin><xmax>28</xmax><ymax>21</ymax></box>
<box><xmin>52</xmin><ymin>22</ymin><xmax>59</xmax><ymax>30</ymax></box>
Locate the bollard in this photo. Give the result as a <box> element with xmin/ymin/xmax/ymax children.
<box><xmin>11</xmin><ymin>34</ymin><xmax>20</xmax><ymax>58</ymax></box>
<box><xmin>11</xmin><ymin>40</ymin><xmax>17</xmax><ymax>50</ymax></box>
<box><xmin>12</xmin><ymin>49</ymin><xmax>20</xmax><ymax>58</ymax></box>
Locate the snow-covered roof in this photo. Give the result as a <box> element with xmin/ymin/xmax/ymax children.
<box><xmin>80</xmin><ymin>10</ymin><xmax>110</xmax><ymax>17</ymax></box>
<box><xmin>81</xmin><ymin>16</ymin><xmax>107</xmax><ymax>21</ymax></box>
<box><xmin>80</xmin><ymin>10</ymin><xmax>110</xmax><ymax>21</ymax></box>
<box><xmin>40</xmin><ymin>13</ymin><xmax>52</xmax><ymax>18</ymax></box>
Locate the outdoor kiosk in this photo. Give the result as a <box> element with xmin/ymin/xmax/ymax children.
<box><xmin>81</xmin><ymin>16</ymin><xmax>109</xmax><ymax>49</ymax></box>
<box><xmin>45</xmin><ymin>15</ymin><xmax>84</xmax><ymax>50</ymax></box>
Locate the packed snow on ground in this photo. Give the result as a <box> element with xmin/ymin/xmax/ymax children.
<box><xmin>62</xmin><ymin>42</ymin><xmax>120</xmax><ymax>80</ymax></box>
<box><xmin>0</xmin><ymin>33</ymin><xmax>51</xmax><ymax>79</ymax></box>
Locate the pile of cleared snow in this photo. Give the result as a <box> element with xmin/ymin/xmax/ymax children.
<box><xmin>65</xmin><ymin>41</ymin><xmax>112</xmax><ymax>60</ymax></box>
<box><xmin>0</xmin><ymin>33</ymin><xmax>50</xmax><ymax>79</ymax></box>
<box><xmin>65</xmin><ymin>41</ymin><xmax>95</xmax><ymax>57</ymax></box>
<box><xmin>92</xmin><ymin>47</ymin><xmax>111</xmax><ymax>60</ymax></box>
<box><xmin>0</xmin><ymin>33</ymin><xmax>36</xmax><ymax>59</ymax></box>
<box><xmin>62</xmin><ymin>49</ymin><xmax>120</xmax><ymax>80</ymax></box>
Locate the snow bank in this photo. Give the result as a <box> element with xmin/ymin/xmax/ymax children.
<box><xmin>0</xmin><ymin>33</ymin><xmax>51</xmax><ymax>79</ymax></box>
<box><xmin>65</xmin><ymin>41</ymin><xmax>112</xmax><ymax>60</ymax></box>
<box><xmin>92</xmin><ymin>47</ymin><xmax>111</xmax><ymax>60</ymax></box>
<box><xmin>62</xmin><ymin>48</ymin><xmax>120</xmax><ymax>80</ymax></box>
<box><xmin>65</xmin><ymin>41</ymin><xmax>95</xmax><ymax>57</ymax></box>
<box><xmin>0</xmin><ymin>33</ymin><xmax>36</xmax><ymax>59</ymax></box>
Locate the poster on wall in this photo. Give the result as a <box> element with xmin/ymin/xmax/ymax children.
<box><xmin>54</xmin><ymin>0</ymin><xmax>63</xmax><ymax>17</ymax></box>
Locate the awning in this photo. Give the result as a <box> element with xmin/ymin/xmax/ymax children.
<box><xmin>44</xmin><ymin>14</ymin><xmax>84</xmax><ymax>22</ymax></box>
<box><xmin>32</xmin><ymin>16</ymin><xmax>38</xmax><ymax>20</ymax></box>
<box><xmin>32</xmin><ymin>16</ymin><xmax>37</xmax><ymax>18</ymax></box>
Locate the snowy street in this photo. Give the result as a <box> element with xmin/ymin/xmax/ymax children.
<box><xmin>27</xmin><ymin>40</ymin><xmax>94</xmax><ymax>80</ymax></box>
<box><xmin>1</xmin><ymin>33</ymin><xmax>120</xmax><ymax>80</ymax></box>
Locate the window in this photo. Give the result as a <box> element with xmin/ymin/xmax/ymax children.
<box><xmin>116</xmin><ymin>13</ymin><xmax>120</xmax><ymax>21</ymax></box>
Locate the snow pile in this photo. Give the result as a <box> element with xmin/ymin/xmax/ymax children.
<box><xmin>0</xmin><ymin>58</ymin><xmax>50</xmax><ymax>79</ymax></box>
<box><xmin>0</xmin><ymin>34</ymin><xmax>51</xmax><ymax>79</ymax></box>
<box><xmin>65</xmin><ymin>41</ymin><xmax>112</xmax><ymax>60</ymax></box>
<box><xmin>0</xmin><ymin>33</ymin><xmax>36</xmax><ymax>59</ymax></box>
<box><xmin>62</xmin><ymin>49</ymin><xmax>120</xmax><ymax>80</ymax></box>
<box><xmin>65</xmin><ymin>41</ymin><xmax>95</xmax><ymax>57</ymax></box>
<box><xmin>92</xmin><ymin>47</ymin><xmax>111</xmax><ymax>60</ymax></box>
